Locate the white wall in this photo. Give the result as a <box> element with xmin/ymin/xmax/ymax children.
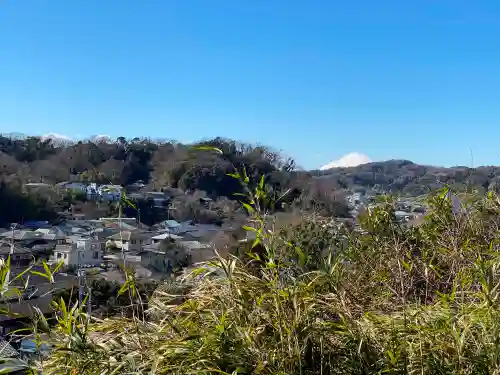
<box><xmin>113</xmin><ymin>237</ymin><xmax>151</xmax><ymax>252</ymax></box>
<box><xmin>54</xmin><ymin>239</ymin><xmax>104</xmax><ymax>267</ymax></box>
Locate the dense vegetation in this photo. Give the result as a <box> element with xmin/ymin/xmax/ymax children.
<box><xmin>0</xmin><ymin>135</ymin><xmax>351</xmax><ymax>226</ymax></box>
<box><xmin>53</xmin><ymin>278</ymin><xmax>158</xmax><ymax>318</ymax></box>
<box><xmin>17</xmin><ymin>185</ymin><xmax>500</xmax><ymax>374</ymax></box>
<box><xmin>4</xmin><ymin>143</ymin><xmax>500</xmax><ymax>373</ymax></box>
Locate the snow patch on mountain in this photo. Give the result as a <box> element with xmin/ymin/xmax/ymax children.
<box><xmin>320</xmin><ymin>152</ymin><xmax>372</xmax><ymax>170</ymax></box>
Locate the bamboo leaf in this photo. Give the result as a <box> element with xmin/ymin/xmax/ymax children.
<box><xmin>194</xmin><ymin>146</ymin><xmax>223</xmax><ymax>155</ymax></box>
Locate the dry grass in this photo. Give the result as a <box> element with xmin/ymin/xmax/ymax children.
<box><xmin>26</xmin><ymin>189</ymin><xmax>500</xmax><ymax>374</ymax></box>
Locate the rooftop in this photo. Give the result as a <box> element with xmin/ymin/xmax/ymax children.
<box><xmin>107</xmin><ymin>230</ymin><xmax>153</xmax><ymax>241</ymax></box>
<box><xmin>0</xmin><ymin>339</ymin><xmax>18</xmax><ymax>358</ymax></box>
<box><xmin>151</xmin><ymin>233</ymin><xmax>183</xmax><ymax>241</ymax></box>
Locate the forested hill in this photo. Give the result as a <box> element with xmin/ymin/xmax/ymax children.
<box><xmin>0</xmin><ymin>136</ymin><xmax>350</xmax><ymax>226</ymax></box>
<box><xmin>0</xmin><ymin>135</ymin><xmax>300</xmax><ymax>194</ymax></box>
<box><xmin>1</xmin><ymin>135</ymin><xmax>500</xmax><ymax>227</ymax></box>
<box><xmin>313</xmin><ymin>159</ymin><xmax>500</xmax><ymax>196</ymax></box>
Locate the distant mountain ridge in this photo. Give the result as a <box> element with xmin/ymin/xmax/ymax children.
<box><xmin>0</xmin><ymin>132</ymin><xmax>499</xmax><ymax>197</ymax></box>
<box><xmin>312</xmin><ymin>159</ymin><xmax>500</xmax><ymax>196</ymax></box>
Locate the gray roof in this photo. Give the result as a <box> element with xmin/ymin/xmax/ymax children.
<box><xmin>178</xmin><ymin>240</ymin><xmax>210</xmax><ymax>251</ymax></box>
<box><xmin>142</xmin><ymin>242</ymin><xmax>163</xmax><ymax>251</ymax></box>
<box><xmin>0</xmin><ymin>339</ymin><xmax>19</xmax><ymax>357</ymax></box>
<box><xmin>162</xmin><ymin>220</ymin><xmax>180</xmax><ymax>228</ymax></box>
<box><xmin>151</xmin><ymin>233</ymin><xmax>183</xmax><ymax>241</ymax></box>
<box><xmin>0</xmin><ymin>244</ymin><xmax>32</xmax><ymax>256</ymax></box>
<box><xmin>0</xmin><ymin>230</ymin><xmax>42</xmax><ymax>241</ymax></box>
<box><xmin>107</xmin><ymin>230</ymin><xmax>153</xmax><ymax>241</ymax></box>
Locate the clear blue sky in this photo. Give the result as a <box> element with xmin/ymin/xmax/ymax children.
<box><xmin>0</xmin><ymin>0</ymin><xmax>499</xmax><ymax>169</ymax></box>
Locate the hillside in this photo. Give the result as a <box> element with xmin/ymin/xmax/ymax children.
<box><xmin>313</xmin><ymin>159</ymin><xmax>500</xmax><ymax>196</ymax></box>
<box><xmin>0</xmin><ymin>135</ymin><xmax>350</xmax><ymax>226</ymax></box>
<box><xmin>1</xmin><ymin>134</ymin><xmax>500</xmax><ymax>228</ymax></box>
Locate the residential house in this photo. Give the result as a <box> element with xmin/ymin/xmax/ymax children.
<box><xmin>22</xmin><ymin>221</ymin><xmax>51</xmax><ymax>229</ymax></box>
<box><xmin>151</xmin><ymin>232</ymin><xmax>183</xmax><ymax>243</ymax></box>
<box><xmin>158</xmin><ymin>219</ymin><xmax>181</xmax><ymax>233</ymax></box>
<box><xmin>106</xmin><ymin>230</ymin><xmax>152</xmax><ymax>252</ymax></box>
<box><xmin>55</xmin><ymin>181</ymin><xmax>87</xmax><ymax>193</ymax></box>
<box><xmin>144</xmin><ymin>192</ymin><xmax>169</xmax><ymax>208</ymax></box>
<box><xmin>182</xmin><ymin>224</ymin><xmax>221</xmax><ymax>240</ymax></box>
<box><xmin>34</xmin><ymin>228</ymin><xmax>67</xmax><ymax>245</ymax></box>
<box><xmin>0</xmin><ymin>243</ymin><xmax>32</xmax><ymax>267</ymax></box>
<box><xmin>98</xmin><ymin>184</ymin><xmax>122</xmax><ymax>201</ymax></box>
<box><xmin>85</xmin><ymin>227</ymin><xmax>119</xmax><ymax>242</ymax></box>
<box><xmin>85</xmin><ymin>183</ymin><xmax>100</xmax><ymax>201</ymax></box>
<box><xmin>0</xmin><ymin>230</ymin><xmax>56</xmax><ymax>253</ymax></box>
<box><xmin>140</xmin><ymin>241</ymin><xmax>190</xmax><ymax>273</ymax></box>
<box><xmin>178</xmin><ymin>240</ymin><xmax>215</xmax><ymax>264</ymax></box>
<box><xmin>52</xmin><ymin>239</ymin><xmax>104</xmax><ymax>268</ymax></box>
<box><xmin>0</xmin><ymin>338</ymin><xmax>19</xmax><ymax>359</ymax></box>
<box><xmin>54</xmin><ymin>222</ymin><xmax>89</xmax><ymax>236</ymax></box>
<box><xmin>99</xmin><ymin>217</ymin><xmax>138</xmax><ymax>226</ymax></box>
<box><xmin>158</xmin><ymin>220</ymin><xmax>198</xmax><ymax>235</ymax></box>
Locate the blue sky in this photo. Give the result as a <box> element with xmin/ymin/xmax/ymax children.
<box><xmin>1</xmin><ymin>0</ymin><xmax>500</xmax><ymax>169</ymax></box>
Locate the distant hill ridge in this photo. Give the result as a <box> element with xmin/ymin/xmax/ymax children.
<box><xmin>0</xmin><ymin>133</ymin><xmax>499</xmax><ymax>197</ymax></box>
<box><xmin>312</xmin><ymin>158</ymin><xmax>500</xmax><ymax>196</ymax></box>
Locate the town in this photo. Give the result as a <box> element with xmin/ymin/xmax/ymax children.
<box><xmin>0</xmin><ymin>172</ymin><xmax>430</xmax><ymax>371</ymax></box>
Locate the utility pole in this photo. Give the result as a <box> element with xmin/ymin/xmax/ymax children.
<box><xmin>5</xmin><ymin>223</ymin><xmax>17</xmax><ymax>286</ymax></box>
<box><xmin>167</xmin><ymin>202</ymin><xmax>177</xmax><ymax>221</ymax></box>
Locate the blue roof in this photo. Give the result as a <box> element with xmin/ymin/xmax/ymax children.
<box><xmin>163</xmin><ymin>220</ymin><xmax>180</xmax><ymax>227</ymax></box>
<box><xmin>23</xmin><ymin>220</ymin><xmax>50</xmax><ymax>228</ymax></box>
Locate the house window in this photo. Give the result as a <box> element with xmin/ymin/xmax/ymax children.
<box><xmin>91</xmin><ymin>244</ymin><xmax>97</xmax><ymax>249</ymax></box>
<box><xmin>100</xmin><ymin>243</ymin><xmax>105</xmax><ymax>250</ymax></box>
<box><xmin>56</xmin><ymin>252</ymin><xmax>61</xmax><ymax>259</ymax></box>
<box><xmin>130</xmin><ymin>240</ymin><xmax>136</xmax><ymax>245</ymax></box>
<box><xmin>92</xmin><ymin>251</ymin><xmax>99</xmax><ymax>259</ymax></box>
<box><xmin>64</xmin><ymin>253</ymin><xmax>67</xmax><ymax>259</ymax></box>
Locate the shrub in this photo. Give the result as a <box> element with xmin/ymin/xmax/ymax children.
<box><xmin>7</xmin><ymin>148</ymin><xmax>500</xmax><ymax>374</ymax></box>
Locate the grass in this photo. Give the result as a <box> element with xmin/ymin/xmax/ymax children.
<box><xmin>6</xmin><ymin>151</ymin><xmax>500</xmax><ymax>374</ymax></box>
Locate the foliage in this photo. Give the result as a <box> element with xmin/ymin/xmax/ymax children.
<box><xmin>0</xmin><ymin>181</ymin><xmax>58</xmax><ymax>227</ymax></box>
<box><xmin>0</xmin><ymin>135</ymin><xmax>352</xmax><ymax>226</ymax></box>
<box><xmin>9</xmin><ymin>145</ymin><xmax>500</xmax><ymax>374</ymax></box>
<box><xmin>20</xmin><ymin>148</ymin><xmax>500</xmax><ymax>374</ymax></box>
<box><xmin>53</xmin><ymin>278</ymin><xmax>158</xmax><ymax>318</ymax></box>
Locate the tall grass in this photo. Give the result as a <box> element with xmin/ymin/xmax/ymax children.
<box><xmin>9</xmin><ymin>149</ymin><xmax>500</xmax><ymax>374</ymax></box>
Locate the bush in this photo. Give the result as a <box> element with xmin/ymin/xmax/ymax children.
<box><xmin>32</xmin><ymin>184</ymin><xmax>500</xmax><ymax>374</ymax></box>
<box><xmin>2</xmin><ymin>143</ymin><xmax>496</xmax><ymax>375</ymax></box>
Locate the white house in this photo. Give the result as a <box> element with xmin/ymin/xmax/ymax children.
<box><xmin>106</xmin><ymin>230</ymin><xmax>152</xmax><ymax>252</ymax></box>
<box><xmin>52</xmin><ymin>238</ymin><xmax>104</xmax><ymax>267</ymax></box>
<box><xmin>86</xmin><ymin>183</ymin><xmax>100</xmax><ymax>201</ymax></box>
<box><xmin>56</xmin><ymin>181</ymin><xmax>87</xmax><ymax>193</ymax></box>
<box><xmin>98</xmin><ymin>184</ymin><xmax>122</xmax><ymax>201</ymax></box>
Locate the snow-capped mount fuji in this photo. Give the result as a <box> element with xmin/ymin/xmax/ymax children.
<box><xmin>320</xmin><ymin>152</ymin><xmax>372</xmax><ymax>170</ymax></box>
